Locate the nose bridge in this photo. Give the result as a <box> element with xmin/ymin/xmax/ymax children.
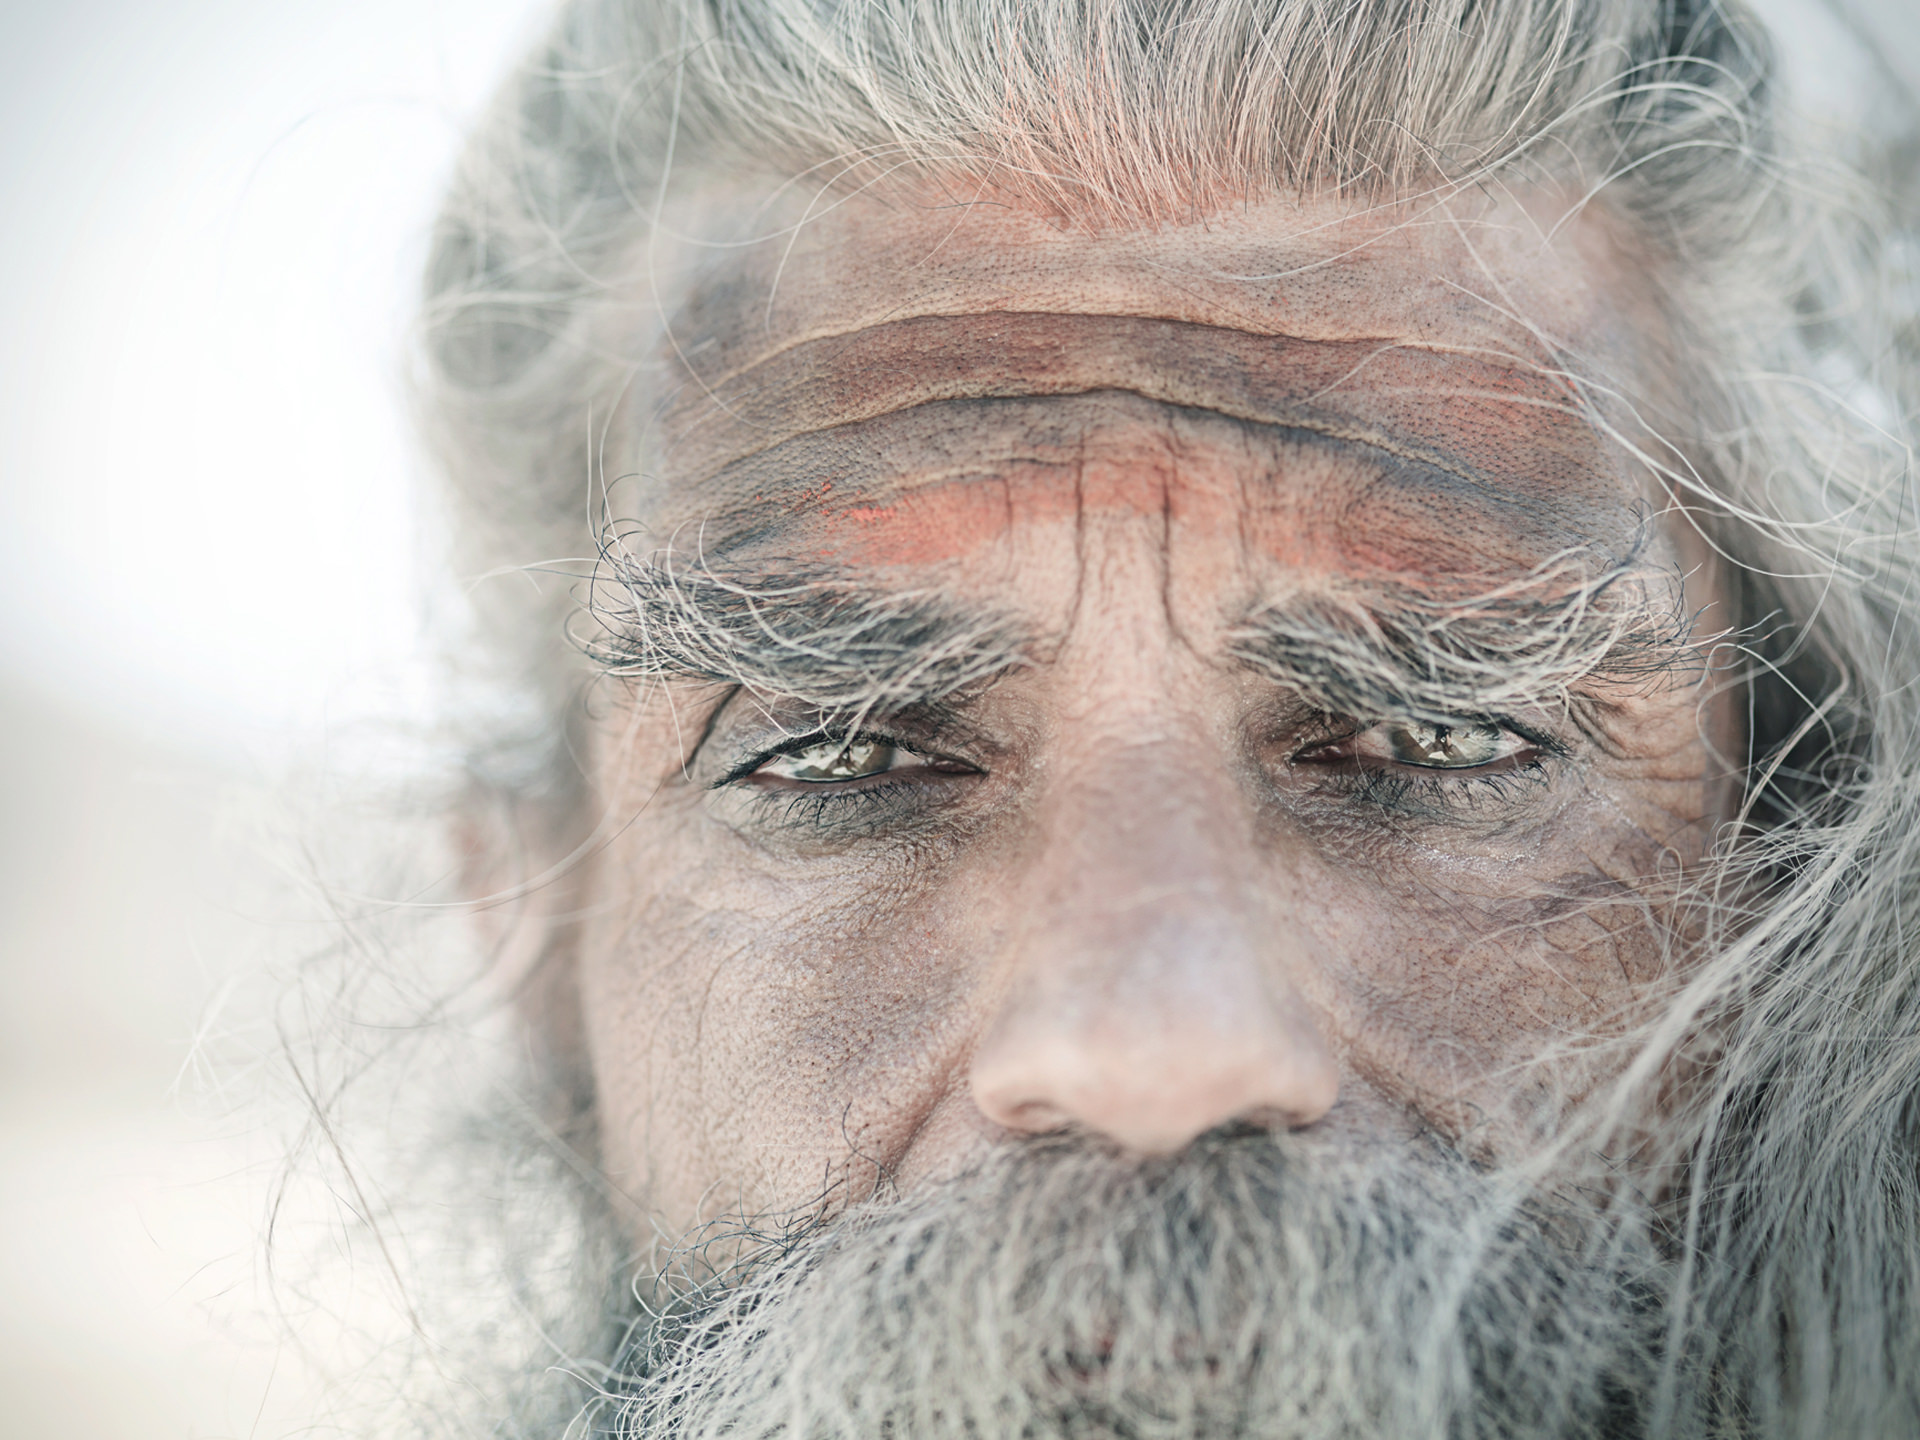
<box><xmin>1030</xmin><ymin>743</ymin><xmax>1247</xmax><ymax>958</ymax></box>
<box><xmin>969</xmin><ymin>732</ymin><xmax>1340</xmax><ymax>1155</ymax></box>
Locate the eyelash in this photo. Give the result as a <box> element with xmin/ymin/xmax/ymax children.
<box><xmin>1289</xmin><ymin>715</ymin><xmax>1566</xmax><ymax>817</ymax></box>
<box><xmin>716</xmin><ymin>717</ymin><xmax>1566</xmax><ymax>830</ymax></box>
<box><xmin>717</xmin><ymin>730</ymin><xmax>970</xmax><ymax>828</ymax></box>
<box><xmin>717</xmin><ymin>730</ymin><xmax>916</xmax><ymax>787</ymax></box>
<box><xmin>741</xmin><ymin>775</ymin><xmax>932</xmax><ymax>830</ymax></box>
<box><xmin>1306</xmin><ymin>754</ymin><xmax>1555</xmax><ymax>816</ymax></box>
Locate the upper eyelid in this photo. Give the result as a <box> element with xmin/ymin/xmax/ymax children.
<box><xmin>711</xmin><ymin>729</ymin><xmax>858</xmax><ymax>788</ymax></box>
<box><xmin>701</xmin><ymin>690</ymin><xmax>996</xmax><ymax>773</ymax></box>
<box><xmin>712</xmin><ymin>726</ymin><xmax>934</xmax><ymax>788</ymax></box>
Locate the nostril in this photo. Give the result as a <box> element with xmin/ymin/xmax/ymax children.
<box><xmin>970</xmin><ymin>1009</ymin><xmax>1340</xmax><ymax>1156</ymax></box>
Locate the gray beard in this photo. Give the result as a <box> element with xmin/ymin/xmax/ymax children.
<box><xmin>590</xmin><ymin>1129</ymin><xmax>1668</xmax><ymax>1440</ymax></box>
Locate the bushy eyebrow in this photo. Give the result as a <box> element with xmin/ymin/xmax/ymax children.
<box><xmin>1228</xmin><ymin>543</ymin><xmax>1697</xmax><ymax>724</ymax></box>
<box><xmin>586</xmin><ymin>539</ymin><xmax>1693</xmax><ymax>724</ymax></box>
<box><xmin>585</xmin><ymin>546</ymin><xmax>1029</xmax><ymax>715</ymax></box>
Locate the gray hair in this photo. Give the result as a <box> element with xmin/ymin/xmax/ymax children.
<box><xmin>409</xmin><ymin>0</ymin><xmax>1920</xmax><ymax>1432</ymax></box>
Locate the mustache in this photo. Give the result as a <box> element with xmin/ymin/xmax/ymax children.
<box><xmin>600</xmin><ymin>1128</ymin><xmax>1667</xmax><ymax>1440</ymax></box>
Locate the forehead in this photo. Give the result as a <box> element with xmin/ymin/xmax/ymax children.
<box><xmin>636</xmin><ymin>185</ymin><xmax>1655</xmax><ymax>584</ymax></box>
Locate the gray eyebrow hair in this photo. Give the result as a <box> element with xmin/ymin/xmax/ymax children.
<box><xmin>587</xmin><ymin>533</ymin><xmax>1695</xmax><ymax>725</ymax></box>
<box><xmin>585</xmin><ymin>543</ymin><xmax>1029</xmax><ymax>715</ymax></box>
<box><xmin>1229</xmin><ymin>540</ymin><xmax>1698</xmax><ymax>724</ymax></box>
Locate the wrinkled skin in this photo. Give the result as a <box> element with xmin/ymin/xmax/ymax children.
<box><xmin>565</xmin><ymin>186</ymin><xmax>1737</xmax><ymax>1234</ymax></box>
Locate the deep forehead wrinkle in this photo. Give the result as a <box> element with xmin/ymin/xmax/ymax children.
<box><xmin>656</xmin><ymin>183</ymin><xmax>1634</xmax><ymax>387</ymax></box>
<box><xmin>656</xmin><ymin>388</ymin><xmax>1637</xmax><ymax>588</ymax></box>
<box><xmin>651</xmin><ymin>311</ymin><xmax>1622</xmax><ymax>513</ymax></box>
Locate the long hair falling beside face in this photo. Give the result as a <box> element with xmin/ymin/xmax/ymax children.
<box><xmin>250</xmin><ymin>2</ymin><xmax>1920</xmax><ymax>1436</ymax></box>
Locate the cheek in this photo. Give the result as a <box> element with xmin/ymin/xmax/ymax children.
<box><xmin>586</xmin><ymin>812</ymin><xmax>1691</xmax><ymax>1218</ymax></box>
<box><xmin>578</xmin><ymin>801</ymin><xmax>997</xmax><ymax>1221</ymax></box>
<box><xmin>1306</xmin><ymin>819</ymin><xmax>1679</xmax><ymax>1139</ymax></box>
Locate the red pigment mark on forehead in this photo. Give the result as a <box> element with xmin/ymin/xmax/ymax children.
<box><xmin>751</xmin><ymin>418</ymin><xmax>1223</xmax><ymax>568</ymax></box>
<box><xmin>802</xmin><ymin>463</ymin><xmax>1067</xmax><ymax>568</ymax></box>
<box><xmin>699</xmin><ymin>372</ymin><xmax>1633</xmax><ymax>594</ymax></box>
<box><xmin>752</xmin><ymin>438</ymin><xmax>1303</xmax><ymax>573</ymax></box>
<box><xmin>747</xmin><ymin>438</ymin><xmax>1601</xmax><ymax>592</ymax></box>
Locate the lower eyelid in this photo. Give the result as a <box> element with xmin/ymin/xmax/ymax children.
<box><xmin>1378</xmin><ymin>758</ymin><xmax>1551</xmax><ymax>799</ymax></box>
<box><xmin>1293</xmin><ymin>753</ymin><xmax>1557</xmax><ymax>815</ymax></box>
<box><xmin>732</xmin><ymin>771</ymin><xmax>984</xmax><ymax>835</ymax></box>
<box><xmin>753</xmin><ymin>769</ymin><xmax>899</xmax><ymax>791</ymax></box>
<box><xmin>1394</xmin><ymin>748</ymin><xmax>1539</xmax><ymax>776</ymax></box>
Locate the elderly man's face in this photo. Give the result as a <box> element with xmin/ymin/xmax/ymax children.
<box><xmin>572</xmin><ymin>189</ymin><xmax>1729</xmax><ymax>1231</ymax></box>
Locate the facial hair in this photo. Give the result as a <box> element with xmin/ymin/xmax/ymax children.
<box><xmin>594</xmin><ymin>1128</ymin><xmax>1668</xmax><ymax>1440</ymax></box>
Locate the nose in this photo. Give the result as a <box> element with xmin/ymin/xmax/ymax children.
<box><xmin>968</xmin><ymin>766</ymin><xmax>1339</xmax><ymax>1156</ymax></box>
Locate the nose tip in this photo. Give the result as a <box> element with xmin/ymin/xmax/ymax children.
<box><xmin>969</xmin><ymin>957</ymin><xmax>1340</xmax><ymax>1155</ymax></box>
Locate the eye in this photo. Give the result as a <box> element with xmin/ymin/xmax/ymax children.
<box><xmin>754</xmin><ymin>736</ymin><xmax>908</xmax><ymax>783</ymax></box>
<box><xmin>1368</xmin><ymin>721</ymin><xmax>1524</xmax><ymax>769</ymax></box>
<box><xmin>1301</xmin><ymin>720</ymin><xmax>1532</xmax><ymax>771</ymax></box>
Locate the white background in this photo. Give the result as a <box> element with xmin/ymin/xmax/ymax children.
<box><xmin>0</xmin><ymin>0</ymin><xmax>549</xmax><ymax>748</ymax></box>
<box><xmin>0</xmin><ymin>3</ymin><xmax>547</xmax><ymax>1435</ymax></box>
<box><xmin>0</xmin><ymin>1</ymin><xmax>1915</xmax><ymax>1437</ymax></box>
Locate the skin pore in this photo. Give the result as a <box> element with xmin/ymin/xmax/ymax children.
<box><xmin>567</xmin><ymin>183</ymin><xmax>1737</xmax><ymax>1237</ymax></box>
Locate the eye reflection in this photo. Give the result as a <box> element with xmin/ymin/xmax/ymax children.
<box><xmin>757</xmin><ymin>737</ymin><xmax>901</xmax><ymax>783</ymax></box>
<box><xmin>1295</xmin><ymin>718</ymin><xmax>1533</xmax><ymax>774</ymax></box>
<box><xmin>1366</xmin><ymin>721</ymin><xmax>1521</xmax><ymax>769</ymax></box>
